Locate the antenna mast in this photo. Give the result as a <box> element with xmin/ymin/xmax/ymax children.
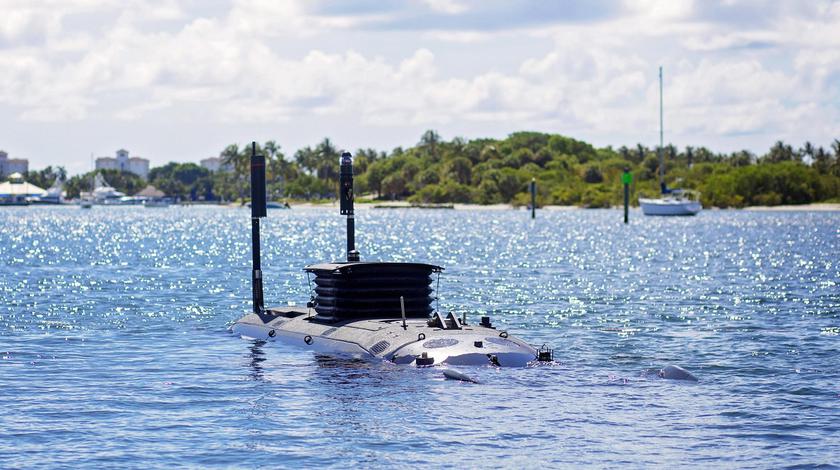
<box><xmin>340</xmin><ymin>152</ymin><xmax>360</xmax><ymax>262</ymax></box>
<box><xmin>250</xmin><ymin>142</ymin><xmax>267</xmax><ymax>314</ymax></box>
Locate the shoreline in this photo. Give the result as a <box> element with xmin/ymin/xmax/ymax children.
<box><xmin>733</xmin><ymin>203</ymin><xmax>840</xmax><ymax>212</ymax></box>
<box><xmin>32</xmin><ymin>201</ymin><xmax>839</xmax><ymax>212</ymax></box>
<box><xmin>287</xmin><ymin>201</ymin><xmax>840</xmax><ymax>212</ymax></box>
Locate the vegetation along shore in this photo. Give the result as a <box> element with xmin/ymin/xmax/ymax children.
<box><xmin>21</xmin><ymin>131</ymin><xmax>840</xmax><ymax>209</ymax></box>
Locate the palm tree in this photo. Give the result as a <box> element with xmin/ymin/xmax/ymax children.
<box><xmin>264</xmin><ymin>140</ymin><xmax>280</xmax><ymax>160</ymax></box>
<box><xmin>221</xmin><ymin>144</ymin><xmax>244</xmax><ymax>176</ymax></box>
<box><xmin>685</xmin><ymin>146</ymin><xmax>694</xmax><ymax>168</ymax></box>
<box><xmin>731</xmin><ymin>150</ymin><xmax>752</xmax><ymax>167</ymax></box>
<box><xmin>223</xmin><ymin>143</ymin><xmax>266</xmax><ymax>202</ymax></box>
<box><xmin>618</xmin><ymin>146</ymin><xmax>630</xmax><ymax>162</ymax></box>
<box><xmin>829</xmin><ymin>140</ymin><xmax>840</xmax><ymax>176</ymax></box>
<box><xmin>766</xmin><ymin>140</ymin><xmax>795</xmax><ymax>163</ymax></box>
<box><xmin>801</xmin><ymin>141</ymin><xmax>814</xmax><ymax>160</ymax></box>
<box><xmin>451</xmin><ymin>136</ymin><xmax>466</xmax><ymax>155</ymax></box>
<box><xmin>666</xmin><ymin>144</ymin><xmax>677</xmax><ymax>161</ymax></box>
<box><xmin>294</xmin><ymin>146</ymin><xmax>318</xmax><ymax>174</ymax></box>
<box><xmin>695</xmin><ymin>147</ymin><xmax>714</xmax><ymax>163</ymax></box>
<box><xmin>419</xmin><ymin>129</ymin><xmax>441</xmax><ymax>160</ymax></box>
<box><xmin>814</xmin><ymin>146</ymin><xmax>831</xmax><ymax>174</ymax></box>
<box><xmin>315</xmin><ymin>138</ymin><xmax>339</xmax><ymax>181</ymax></box>
<box><xmin>636</xmin><ymin>143</ymin><xmax>647</xmax><ymax>163</ymax></box>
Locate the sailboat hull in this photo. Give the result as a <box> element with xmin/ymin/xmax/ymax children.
<box><xmin>639</xmin><ymin>198</ymin><xmax>701</xmax><ymax>216</ymax></box>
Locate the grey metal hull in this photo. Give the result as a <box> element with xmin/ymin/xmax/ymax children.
<box><xmin>231</xmin><ymin>307</ymin><xmax>538</xmax><ymax>367</ymax></box>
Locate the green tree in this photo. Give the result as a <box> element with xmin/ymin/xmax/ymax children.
<box><xmin>418</xmin><ymin>130</ymin><xmax>441</xmax><ymax>161</ymax></box>
<box><xmin>446</xmin><ymin>157</ymin><xmax>472</xmax><ymax>185</ymax></box>
<box><xmin>24</xmin><ymin>166</ymin><xmax>66</xmax><ymax>189</ymax></box>
<box><xmin>813</xmin><ymin>146</ymin><xmax>833</xmax><ymax>174</ymax></box>
<box><xmin>764</xmin><ymin>140</ymin><xmax>797</xmax><ymax>163</ymax></box>
<box><xmin>314</xmin><ymin>138</ymin><xmax>340</xmax><ymax>181</ymax></box>
<box><xmin>583</xmin><ymin>165</ymin><xmax>604</xmax><ymax>184</ymax></box>
<box><xmin>382</xmin><ymin>173</ymin><xmax>407</xmax><ymax>199</ymax></box>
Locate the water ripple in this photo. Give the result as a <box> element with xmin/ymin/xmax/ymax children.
<box><xmin>1</xmin><ymin>206</ymin><xmax>839</xmax><ymax>468</ymax></box>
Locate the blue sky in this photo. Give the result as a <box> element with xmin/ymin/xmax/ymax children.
<box><xmin>1</xmin><ymin>0</ymin><xmax>838</xmax><ymax>175</ymax></box>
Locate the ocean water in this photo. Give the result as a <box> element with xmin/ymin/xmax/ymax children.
<box><xmin>1</xmin><ymin>205</ymin><xmax>838</xmax><ymax>469</ymax></box>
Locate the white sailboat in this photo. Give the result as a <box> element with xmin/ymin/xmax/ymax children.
<box><xmin>639</xmin><ymin>67</ymin><xmax>702</xmax><ymax>216</ymax></box>
<box><xmin>639</xmin><ymin>188</ymin><xmax>701</xmax><ymax>216</ymax></box>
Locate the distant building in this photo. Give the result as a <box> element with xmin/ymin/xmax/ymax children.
<box><xmin>127</xmin><ymin>157</ymin><xmax>149</xmax><ymax>179</ymax></box>
<box><xmin>0</xmin><ymin>150</ymin><xmax>29</xmax><ymax>177</ymax></box>
<box><xmin>95</xmin><ymin>149</ymin><xmax>149</xmax><ymax>179</ymax></box>
<box><xmin>0</xmin><ymin>172</ymin><xmax>46</xmax><ymax>203</ymax></box>
<box><xmin>200</xmin><ymin>156</ymin><xmax>232</xmax><ymax>172</ymax></box>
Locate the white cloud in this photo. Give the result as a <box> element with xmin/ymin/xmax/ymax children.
<box><xmin>421</xmin><ymin>0</ymin><xmax>469</xmax><ymax>15</ymax></box>
<box><xmin>0</xmin><ymin>0</ymin><xmax>838</xmax><ymax>168</ymax></box>
<box><xmin>623</xmin><ymin>0</ymin><xmax>696</xmax><ymax>21</ymax></box>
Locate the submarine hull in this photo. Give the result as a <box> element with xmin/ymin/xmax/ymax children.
<box><xmin>232</xmin><ymin>307</ymin><xmax>538</xmax><ymax>367</ymax></box>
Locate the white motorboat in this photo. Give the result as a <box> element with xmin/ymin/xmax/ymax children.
<box><xmin>231</xmin><ymin>144</ymin><xmax>551</xmax><ymax>368</ymax></box>
<box><xmin>31</xmin><ymin>178</ymin><xmax>65</xmax><ymax>204</ymax></box>
<box><xmin>91</xmin><ymin>174</ymin><xmax>126</xmax><ymax>204</ymax></box>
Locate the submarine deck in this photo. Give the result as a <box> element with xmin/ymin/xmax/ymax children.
<box><xmin>233</xmin><ymin>307</ymin><xmax>538</xmax><ymax>366</ymax></box>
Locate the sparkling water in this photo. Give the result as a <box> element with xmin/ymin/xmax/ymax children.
<box><xmin>1</xmin><ymin>206</ymin><xmax>838</xmax><ymax>468</ymax></box>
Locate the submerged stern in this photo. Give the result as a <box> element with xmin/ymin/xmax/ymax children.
<box><xmin>232</xmin><ymin>309</ymin><xmax>539</xmax><ymax>368</ymax></box>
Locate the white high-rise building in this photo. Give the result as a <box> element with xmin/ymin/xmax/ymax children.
<box><xmin>200</xmin><ymin>156</ymin><xmax>232</xmax><ymax>172</ymax></box>
<box><xmin>96</xmin><ymin>149</ymin><xmax>149</xmax><ymax>179</ymax></box>
<box><xmin>0</xmin><ymin>150</ymin><xmax>29</xmax><ymax>177</ymax></box>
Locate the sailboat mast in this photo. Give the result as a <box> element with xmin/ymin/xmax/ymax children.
<box><xmin>658</xmin><ymin>66</ymin><xmax>664</xmax><ymax>189</ymax></box>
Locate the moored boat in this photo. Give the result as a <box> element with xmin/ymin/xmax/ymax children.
<box><xmin>640</xmin><ymin>189</ymin><xmax>702</xmax><ymax>216</ymax></box>
<box><xmin>640</xmin><ymin>66</ymin><xmax>702</xmax><ymax>217</ymax></box>
<box><xmin>30</xmin><ymin>178</ymin><xmax>66</xmax><ymax>204</ymax></box>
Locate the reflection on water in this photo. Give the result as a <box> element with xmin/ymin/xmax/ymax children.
<box><xmin>247</xmin><ymin>340</ymin><xmax>267</xmax><ymax>381</ymax></box>
<box><xmin>1</xmin><ymin>206</ymin><xmax>838</xmax><ymax>468</ymax></box>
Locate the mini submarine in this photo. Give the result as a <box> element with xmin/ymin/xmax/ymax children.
<box><xmin>232</xmin><ymin>143</ymin><xmax>552</xmax><ymax>367</ymax></box>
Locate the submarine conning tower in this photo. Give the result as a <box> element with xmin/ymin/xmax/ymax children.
<box><xmin>304</xmin><ymin>151</ymin><xmax>443</xmax><ymax>323</ymax></box>
<box><xmin>304</xmin><ymin>262</ymin><xmax>442</xmax><ymax>322</ymax></box>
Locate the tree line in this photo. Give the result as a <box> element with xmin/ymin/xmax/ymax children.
<box><xmin>27</xmin><ymin>132</ymin><xmax>840</xmax><ymax>208</ymax></box>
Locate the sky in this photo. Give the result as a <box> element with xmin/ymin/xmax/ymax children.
<box><xmin>1</xmin><ymin>0</ymin><xmax>839</xmax><ymax>175</ymax></box>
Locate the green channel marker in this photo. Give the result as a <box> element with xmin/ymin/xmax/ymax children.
<box><xmin>622</xmin><ymin>169</ymin><xmax>632</xmax><ymax>224</ymax></box>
